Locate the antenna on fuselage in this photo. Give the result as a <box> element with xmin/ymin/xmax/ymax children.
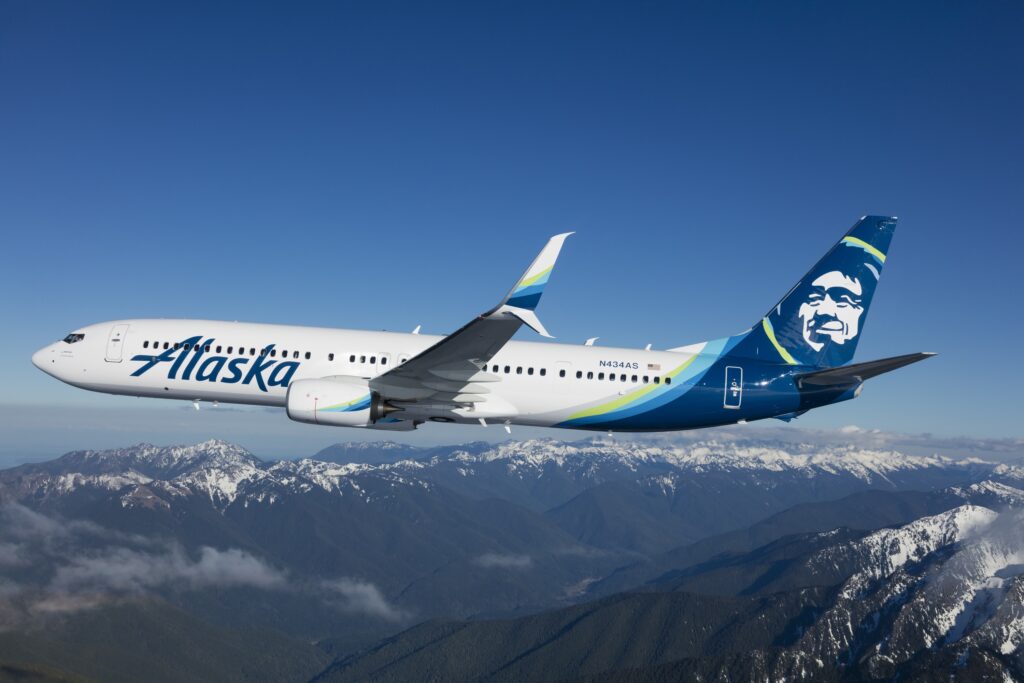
<box><xmin>584</xmin><ymin>337</ymin><xmax>599</xmax><ymax>346</ymax></box>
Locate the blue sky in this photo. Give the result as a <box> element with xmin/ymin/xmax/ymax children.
<box><xmin>1</xmin><ymin>1</ymin><xmax>1021</xmax><ymax>462</ymax></box>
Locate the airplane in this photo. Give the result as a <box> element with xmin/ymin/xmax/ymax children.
<box><xmin>32</xmin><ymin>216</ymin><xmax>933</xmax><ymax>433</ymax></box>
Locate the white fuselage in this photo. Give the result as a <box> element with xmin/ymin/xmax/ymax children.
<box><xmin>32</xmin><ymin>319</ymin><xmax>696</xmax><ymax>429</ymax></box>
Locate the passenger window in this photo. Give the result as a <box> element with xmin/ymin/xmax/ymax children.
<box><xmin>227</xmin><ymin>346</ymin><xmax>233</xmax><ymax>354</ymax></box>
<box><xmin>576</xmin><ymin>371</ymin><xmax>583</xmax><ymax>379</ymax></box>
<box><xmin>250</xmin><ymin>348</ymin><xmax>256</xmax><ymax>356</ymax></box>
<box><xmin>492</xmin><ymin>365</ymin><xmax>499</xmax><ymax>373</ymax></box>
<box><xmin>143</xmin><ymin>341</ymin><xmax>149</xmax><ymax>349</ymax></box>
<box><xmin>665</xmin><ymin>377</ymin><xmax>672</xmax><ymax>385</ymax></box>
<box><xmin>281</xmin><ymin>350</ymin><xmax>287</xmax><ymax>357</ymax></box>
<box><xmin>216</xmin><ymin>346</ymin><xmax>222</xmax><ymax>353</ymax></box>
<box><xmin>350</xmin><ymin>355</ymin><xmax>356</xmax><ymax>362</ymax></box>
<box><xmin>516</xmin><ymin>367</ymin><xmax>523</xmax><ymax>375</ymax></box>
<box><xmin>205</xmin><ymin>345</ymin><xmax>211</xmax><ymax>352</ymax></box>
<box><xmin>370</xmin><ymin>356</ymin><xmax>376</xmax><ymax>364</ymax></box>
<box><xmin>260</xmin><ymin>348</ymin><xmax>267</xmax><ymax>356</ymax></box>
<box><xmin>360</xmin><ymin>355</ymin><xmax>366</xmax><ymax>363</ymax></box>
<box><xmin>527</xmin><ymin>367</ymin><xmax>534</xmax><ymax>375</ymax></box>
<box><xmin>380</xmin><ymin>357</ymin><xmax>387</xmax><ymax>365</ymax></box>
<box><xmin>174</xmin><ymin>343</ymin><xmax>180</xmax><ymax>350</ymax></box>
<box><xmin>504</xmin><ymin>365</ymin><xmax>510</xmax><ymax>374</ymax></box>
<box><xmin>654</xmin><ymin>377</ymin><xmax>661</xmax><ymax>384</ymax></box>
<box><xmin>328</xmin><ymin>353</ymin><xmax>335</xmax><ymax>361</ymax></box>
<box><xmin>631</xmin><ymin>375</ymin><xmax>638</xmax><ymax>383</ymax></box>
<box><xmin>559</xmin><ymin>369</ymin><xmax>566</xmax><ymax>378</ymax></box>
<box><xmin>642</xmin><ymin>376</ymin><xmax>649</xmax><ymax>384</ymax></box>
<box><xmin>609</xmin><ymin>374</ymin><xmax>616</xmax><ymax>382</ymax></box>
<box><xmin>163</xmin><ymin>342</ymin><xmax>169</xmax><ymax>349</ymax></box>
<box><xmin>598</xmin><ymin>372</ymin><xmax>605</xmax><ymax>380</ymax></box>
<box><xmin>184</xmin><ymin>343</ymin><xmax>191</xmax><ymax>351</ymax></box>
<box><xmin>540</xmin><ymin>368</ymin><xmax>546</xmax><ymax>376</ymax></box>
<box><xmin>587</xmin><ymin>371</ymin><xmax>594</xmax><ymax>379</ymax></box>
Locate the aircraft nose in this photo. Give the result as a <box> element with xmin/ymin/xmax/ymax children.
<box><xmin>32</xmin><ymin>345</ymin><xmax>52</xmax><ymax>371</ymax></box>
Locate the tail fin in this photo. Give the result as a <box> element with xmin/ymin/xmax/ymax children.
<box><xmin>754</xmin><ymin>215</ymin><xmax>897</xmax><ymax>368</ymax></box>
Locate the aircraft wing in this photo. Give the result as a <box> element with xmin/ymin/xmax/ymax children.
<box><xmin>370</xmin><ymin>233</ymin><xmax>573</xmax><ymax>408</ymax></box>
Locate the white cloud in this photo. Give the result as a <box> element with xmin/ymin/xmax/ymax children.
<box><xmin>474</xmin><ymin>552</ymin><xmax>533</xmax><ymax>569</ymax></box>
<box><xmin>0</xmin><ymin>503</ymin><xmax>292</xmax><ymax>627</ymax></box>
<box><xmin>50</xmin><ymin>545</ymin><xmax>286</xmax><ymax>594</ymax></box>
<box><xmin>321</xmin><ymin>578</ymin><xmax>408</xmax><ymax>622</ymax></box>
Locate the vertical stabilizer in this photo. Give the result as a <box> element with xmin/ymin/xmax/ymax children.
<box><xmin>744</xmin><ymin>216</ymin><xmax>897</xmax><ymax>368</ymax></box>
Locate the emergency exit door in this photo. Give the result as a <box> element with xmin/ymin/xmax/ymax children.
<box><xmin>723</xmin><ymin>366</ymin><xmax>743</xmax><ymax>409</ymax></box>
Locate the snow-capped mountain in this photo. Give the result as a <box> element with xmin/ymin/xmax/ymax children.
<box><xmin>0</xmin><ymin>438</ymin><xmax>1012</xmax><ymax>553</ymax></box>
<box><xmin>3</xmin><ymin>438</ymin><xmax>1021</xmax><ymax>581</ymax></box>
<box><xmin>4</xmin><ymin>438</ymin><xmax>1024</xmax><ymax>682</ymax></box>
<box><xmin>948</xmin><ymin>480</ymin><xmax>1024</xmax><ymax>507</ymax></box>
<box><xmin>0</xmin><ymin>439</ymin><xmax>434</xmax><ymax>510</ymax></box>
<box><xmin>772</xmin><ymin>505</ymin><xmax>1024</xmax><ymax>678</ymax></box>
<box><xmin>321</xmin><ymin>504</ymin><xmax>1024</xmax><ymax>682</ymax></box>
<box><xmin>418</xmin><ymin>437</ymin><xmax>994</xmax><ymax>480</ymax></box>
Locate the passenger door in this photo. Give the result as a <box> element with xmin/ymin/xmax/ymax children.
<box><xmin>105</xmin><ymin>324</ymin><xmax>130</xmax><ymax>363</ymax></box>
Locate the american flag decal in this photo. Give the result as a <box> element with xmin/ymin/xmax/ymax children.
<box><xmin>647</xmin><ymin>363</ymin><xmax>661</xmax><ymax>371</ymax></box>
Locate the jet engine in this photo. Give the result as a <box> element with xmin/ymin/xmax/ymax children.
<box><xmin>286</xmin><ymin>377</ymin><xmax>391</xmax><ymax>427</ymax></box>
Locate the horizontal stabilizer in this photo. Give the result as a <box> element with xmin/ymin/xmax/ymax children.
<box><xmin>796</xmin><ymin>352</ymin><xmax>936</xmax><ymax>387</ymax></box>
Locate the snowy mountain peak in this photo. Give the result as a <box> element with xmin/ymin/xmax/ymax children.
<box><xmin>948</xmin><ymin>480</ymin><xmax>1024</xmax><ymax>505</ymax></box>
<box><xmin>813</xmin><ymin>505</ymin><xmax>998</xmax><ymax>602</ymax></box>
<box><xmin>56</xmin><ymin>440</ymin><xmax>259</xmax><ymax>477</ymax></box>
<box><xmin>858</xmin><ymin>504</ymin><xmax>996</xmax><ymax>561</ymax></box>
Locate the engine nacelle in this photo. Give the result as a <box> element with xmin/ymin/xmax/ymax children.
<box><xmin>286</xmin><ymin>377</ymin><xmax>387</xmax><ymax>427</ymax></box>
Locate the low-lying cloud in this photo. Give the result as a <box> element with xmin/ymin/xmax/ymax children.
<box><xmin>51</xmin><ymin>545</ymin><xmax>286</xmax><ymax>594</ymax></box>
<box><xmin>322</xmin><ymin>578</ymin><xmax>409</xmax><ymax>621</ymax></box>
<box><xmin>475</xmin><ymin>552</ymin><xmax>533</xmax><ymax>569</ymax></box>
<box><xmin>0</xmin><ymin>504</ymin><xmax>406</xmax><ymax>628</ymax></box>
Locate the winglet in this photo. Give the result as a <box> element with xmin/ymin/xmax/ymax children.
<box><xmin>501</xmin><ymin>232</ymin><xmax>574</xmax><ymax>310</ymax></box>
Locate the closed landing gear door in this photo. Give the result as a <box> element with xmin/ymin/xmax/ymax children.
<box><xmin>105</xmin><ymin>324</ymin><xmax>130</xmax><ymax>362</ymax></box>
<box><xmin>724</xmin><ymin>366</ymin><xmax>743</xmax><ymax>409</ymax></box>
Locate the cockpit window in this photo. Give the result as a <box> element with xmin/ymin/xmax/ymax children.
<box><xmin>62</xmin><ymin>333</ymin><xmax>85</xmax><ymax>344</ymax></box>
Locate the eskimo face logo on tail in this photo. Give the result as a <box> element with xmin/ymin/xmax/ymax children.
<box><xmin>130</xmin><ymin>336</ymin><xmax>299</xmax><ymax>392</ymax></box>
<box><xmin>797</xmin><ymin>271</ymin><xmax>865</xmax><ymax>352</ymax></box>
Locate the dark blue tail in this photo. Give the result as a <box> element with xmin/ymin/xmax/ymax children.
<box><xmin>741</xmin><ymin>216</ymin><xmax>897</xmax><ymax>368</ymax></box>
